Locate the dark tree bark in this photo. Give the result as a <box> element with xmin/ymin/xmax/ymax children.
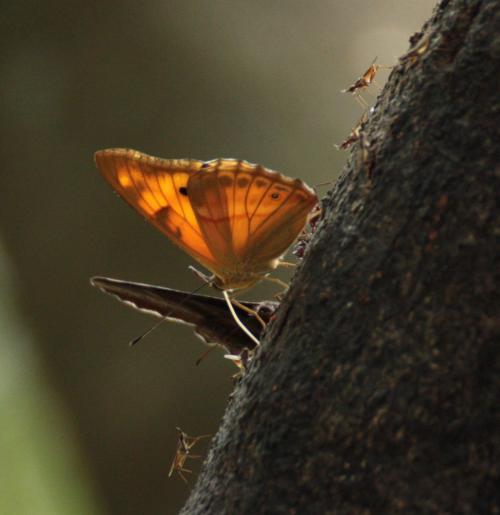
<box><xmin>182</xmin><ymin>1</ymin><xmax>500</xmax><ymax>513</ymax></box>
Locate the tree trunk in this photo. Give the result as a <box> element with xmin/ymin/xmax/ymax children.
<box><xmin>181</xmin><ymin>1</ymin><xmax>500</xmax><ymax>513</ymax></box>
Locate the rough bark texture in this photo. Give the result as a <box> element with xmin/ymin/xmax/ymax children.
<box><xmin>182</xmin><ymin>1</ymin><xmax>500</xmax><ymax>514</ymax></box>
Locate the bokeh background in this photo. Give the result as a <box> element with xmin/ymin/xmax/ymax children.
<box><xmin>1</xmin><ymin>1</ymin><xmax>435</xmax><ymax>514</ymax></box>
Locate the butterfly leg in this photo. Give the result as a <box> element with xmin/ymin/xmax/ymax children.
<box><xmin>188</xmin><ymin>265</ymin><xmax>216</xmax><ymax>286</ymax></box>
<box><xmin>263</xmin><ymin>276</ymin><xmax>289</xmax><ymax>300</ymax></box>
<box><xmin>231</xmin><ymin>299</ymin><xmax>267</xmax><ymax>329</ymax></box>
<box><xmin>223</xmin><ymin>290</ymin><xmax>260</xmax><ymax>346</ymax></box>
<box><xmin>277</xmin><ymin>260</ymin><xmax>297</xmax><ymax>268</ymax></box>
<box><xmin>265</xmin><ymin>277</ymin><xmax>289</xmax><ymax>290</ymax></box>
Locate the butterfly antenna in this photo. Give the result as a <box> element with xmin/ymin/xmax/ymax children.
<box><xmin>129</xmin><ymin>282</ymin><xmax>209</xmax><ymax>346</ymax></box>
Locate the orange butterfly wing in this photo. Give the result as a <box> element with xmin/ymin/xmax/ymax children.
<box><xmin>94</xmin><ymin>148</ymin><xmax>219</xmax><ymax>272</ymax></box>
<box><xmin>95</xmin><ymin>149</ymin><xmax>318</xmax><ymax>287</ymax></box>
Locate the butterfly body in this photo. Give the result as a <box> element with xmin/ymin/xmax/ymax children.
<box><xmin>95</xmin><ymin>149</ymin><xmax>318</xmax><ymax>291</ymax></box>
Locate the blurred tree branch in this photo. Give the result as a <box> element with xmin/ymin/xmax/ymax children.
<box><xmin>182</xmin><ymin>1</ymin><xmax>499</xmax><ymax>513</ymax></box>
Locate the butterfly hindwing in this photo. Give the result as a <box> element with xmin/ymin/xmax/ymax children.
<box><xmin>187</xmin><ymin>159</ymin><xmax>317</xmax><ymax>269</ymax></box>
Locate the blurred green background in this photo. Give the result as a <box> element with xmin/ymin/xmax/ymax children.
<box><xmin>1</xmin><ymin>1</ymin><xmax>435</xmax><ymax>514</ymax></box>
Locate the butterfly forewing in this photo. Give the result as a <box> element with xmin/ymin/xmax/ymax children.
<box><xmin>94</xmin><ymin>149</ymin><xmax>218</xmax><ymax>270</ymax></box>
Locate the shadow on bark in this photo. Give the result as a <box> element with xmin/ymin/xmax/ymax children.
<box><xmin>182</xmin><ymin>1</ymin><xmax>500</xmax><ymax>513</ymax></box>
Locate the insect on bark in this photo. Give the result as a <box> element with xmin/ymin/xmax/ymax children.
<box><xmin>168</xmin><ymin>427</ymin><xmax>211</xmax><ymax>483</ymax></box>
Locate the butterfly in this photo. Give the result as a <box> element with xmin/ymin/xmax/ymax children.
<box><xmin>94</xmin><ymin>149</ymin><xmax>318</xmax><ymax>344</ymax></box>
<box><xmin>91</xmin><ymin>276</ymin><xmax>277</xmax><ymax>359</ymax></box>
